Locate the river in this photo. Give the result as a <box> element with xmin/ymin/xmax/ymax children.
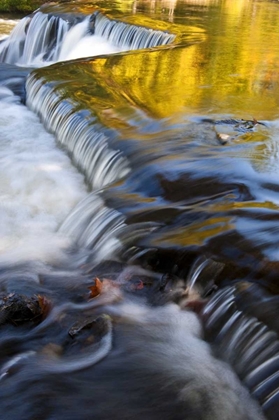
<box><xmin>0</xmin><ymin>1</ymin><xmax>279</xmax><ymax>419</ymax></box>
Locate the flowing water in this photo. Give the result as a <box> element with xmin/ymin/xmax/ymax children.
<box><xmin>1</xmin><ymin>1</ymin><xmax>279</xmax><ymax>419</ymax></box>
<box><xmin>0</xmin><ymin>88</ymin><xmax>87</xmax><ymax>265</ymax></box>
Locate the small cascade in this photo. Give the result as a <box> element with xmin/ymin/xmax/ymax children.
<box><xmin>26</xmin><ymin>73</ymin><xmax>130</xmax><ymax>190</ymax></box>
<box><xmin>202</xmin><ymin>287</ymin><xmax>279</xmax><ymax>418</ymax></box>
<box><xmin>0</xmin><ymin>16</ymin><xmax>32</xmax><ymax>64</ymax></box>
<box><xmin>0</xmin><ymin>11</ymin><xmax>175</xmax><ymax>67</ymax></box>
<box><xmin>57</xmin><ymin>17</ymin><xmax>90</xmax><ymax>61</ymax></box>
<box><xmin>59</xmin><ymin>193</ymin><xmax>126</xmax><ymax>262</ymax></box>
<box><xmin>19</xmin><ymin>12</ymin><xmax>69</xmax><ymax>64</ymax></box>
<box><xmin>57</xmin><ymin>16</ymin><xmax>121</xmax><ymax>61</ymax></box>
<box><xmin>0</xmin><ymin>12</ymin><xmax>69</xmax><ymax>66</ymax></box>
<box><xmin>91</xmin><ymin>11</ymin><xmax>176</xmax><ymax>49</ymax></box>
<box><xmin>59</xmin><ymin>192</ymin><xmax>160</xmax><ymax>263</ymax></box>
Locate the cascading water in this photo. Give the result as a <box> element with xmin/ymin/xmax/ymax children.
<box><xmin>0</xmin><ymin>10</ymin><xmax>175</xmax><ymax>66</ymax></box>
<box><xmin>0</xmin><ymin>85</ymin><xmax>89</xmax><ymax>269</ymax></box>
<box><xmin>26</xmin><ymin>73</ymin><xmax>130</xmax><ymax>189</ymax></box>
<box><xmin>92</xmin><ymin>11</ymin><xmax>176</xmax><ymax>50</ymax></box>
<box><xmin>0</xmin><ymin>13</ymin><xmax>68</xmax><ymax>65</ymax></box>
<box><xmin>0</xmin><ymin>9</ymin><xmax>176</xmax><ymax>261</ymax></box>
<box><xmin>0</xmin><ymin>5</ymin><xmax>179</xmax><ymax>275</ymax></box>
<box><xmin>1</xmin><ymin>2</ymin><xmax>279</xmax><ymax>419</ymax></box>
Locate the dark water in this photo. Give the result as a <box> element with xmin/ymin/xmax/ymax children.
<box><xmin>1</xmin><ymin>1</ymin><xmax>279</xmax><ymax>419</ymax></box>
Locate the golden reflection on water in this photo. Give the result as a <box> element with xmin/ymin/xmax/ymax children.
<box><xmin>153</xmin><ymin>216</ymin><xmax>234</xmax><ymax>247</ymax></box>
<box><xmin>39</xmin><ymin>0</ymin><xmax>279</xmax><ymax>125</ymax></box>
<box><xmin>56</xmin><ymin>0</ymin><xmax>219</xmax><ymax>14</ymax></box>
<box><xmin>33</xmin><ymin>0</ymin><xmax>279</xmax><ymax>254</ymax></box>
<box><xmin>99</xmin><ymin>2</ymin><xmax>279</xmax><ymax>120</ymax></box>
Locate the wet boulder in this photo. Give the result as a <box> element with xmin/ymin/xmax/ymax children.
<box><xmin>0</xmin><ymin>293</ymin><xmax>50</xmax><ymax>326</ymax></box>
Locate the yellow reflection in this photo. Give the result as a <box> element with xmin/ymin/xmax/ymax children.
<box><xmin>38</xmin><ymin>0</ymin><xmax>279</xmax><ymax>122</ymax></box>
<box><xmin>206</xmin><ymin>200</ymin><xmax>279</xmax><ymax>213</ymax></box>
<box><xmin>154</xmin><ymin>216</ymin><xmax>234</xmax><ymax>246</ymax></box>
<box><xmin>132</xmin><ymin>0</ymin><xmax>220</xmax><ymax>14</ymax></box>
<box><xmin>43</xmin><ymin>0</ymin><xmax>220</xmax><ymax>15</ymax></box>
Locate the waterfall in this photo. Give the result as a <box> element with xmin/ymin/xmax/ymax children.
<box><xmin>202</xmin><ymin>287</ymin><xmax>279</xmax><ymax>414</ymax></box>
<box><xmin>26</xmin><ymin>73</ymin><xmax>159</xmax><ymax>262</ymax></box>
<box><xmin>26</xmin><ymin>73</ymin><xmax>130</xmax><ymax>190</ymax></box>
<box><xmin>0</xmin><ymin>11</ymin><xmax>175</xmax><ymax>67</ymax></box>
<box><xmin>92</xmin><ymin>11</ymin><xmax>176</xmax><ymax>49</ymax></box>
<box><xmin>59</xmin><ymin>193</ymin><xmax>126</xmax><ymax>262</ymax></box>
<box><xmin>0</xmin><ymin>5</ymin><xmax>279</xmax><ymax>419</ymax></box>
<box><xmin>0</xmin><ymin>13</ymin><xmax>69</xmax><ymax>66</ymax></box>
<box><xmin>13</xmin><ymin>9</ymin><xmax>174</xmax><ymax>260</ymax></box>
<box><xmin>0</xmin><ymin>16</ymin><xmax>32</xmax><ymax>64</ymax></box>
<box><xmin>59</xmin><ymin>191</ymin><xmax>161</xmax><ymax>263</ymax></box>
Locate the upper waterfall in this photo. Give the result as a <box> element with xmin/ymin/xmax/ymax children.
<box><xmin>0</xmin><ymin>11</ymin><xmax>175</xmax><ymax>67</ymax></box>
<box><xmin>0</xmin><ymin>13</ymin><xmax>69</xmax><ymax>66</ymax></box>
<box><xmin>92</xmin><ymin>12</ymin><xmax>176</xmax><ymax>50</ymax></box>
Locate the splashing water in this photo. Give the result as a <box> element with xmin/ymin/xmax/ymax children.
<box><xmin>0</xmin><ymin>11</ymin><xmax>175</xmax><ymax>67</ymax></box>
<box><xmin>0</xmin><ymin>87</ymin><xmax>87</xmax><ymax>265</ymax></box>
<box><xmin>57</xmin><ymin>17</ymin><xmax>122</xmax><ymax>62</ymax></box>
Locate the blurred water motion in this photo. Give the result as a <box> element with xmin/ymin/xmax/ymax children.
<box><xmin>0</xmin><ymin>1</ymin><xmax>279</xmax><ymax>419</ymax></box>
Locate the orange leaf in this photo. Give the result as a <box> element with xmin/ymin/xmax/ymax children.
<box><xmin>88</xmin><ymin>277</ymin><xmax>102</xmax><ymax>298</ymax></box>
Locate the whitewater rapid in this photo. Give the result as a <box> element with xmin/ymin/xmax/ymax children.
<box><xmin>0</xmin><ymin>87</ymin><xmax>87</xmax><ymax>265</ymax></box>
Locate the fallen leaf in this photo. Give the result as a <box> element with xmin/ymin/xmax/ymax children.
<box><xmin>88</xmin><ymin>277</ymin><xmax>102</xmax><ymax>298</ymax></box>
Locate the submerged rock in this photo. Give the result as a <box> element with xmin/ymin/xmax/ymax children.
<box><xmin>203</xmin><ymin>118</ymin><xmax>267</xmax><ymax>144</ymax></box>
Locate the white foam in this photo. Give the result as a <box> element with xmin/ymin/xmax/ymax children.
<box><xmin>0</xmin><ymin>88</ymin><xmax>87</xmax><ymax>265</ymax></box>
<box><xmin>60</xmin><ymin>34</ymin><xmax>122</xmax><ymax>61</ymax></box>
<box><xmin>57</xmin><ymin>17</ymin><xmax>121</xmax><ymax>63</ymax></box>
